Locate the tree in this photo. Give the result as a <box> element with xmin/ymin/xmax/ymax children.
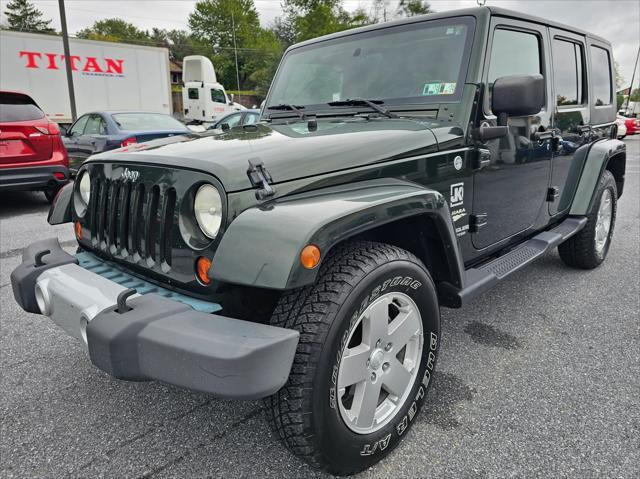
<box><xmin>189</xmin><ymin>0</ymin><xmax>283</xmax><ymax>93</ymax></box>
<box><xmin>397</xmin><ymin>0</ymin><xmax>434</xmax><ymax>17</ymax></box>
<box><xmin>77</xmin><ymin>19</ymin><xmax>150</xmax><ymax>44</ymax></box>
<box><xmin>281</xmin><ymin>0</ymin><xmax>372</xmax><ymax>43</ymax></box>
<box><xmin>613</xmin><ymin>60</ymin><xmax>624</xmax><ymax>90</ymax></box>
<box><xmin>4</xmin><ymin>0</ymin><xmax>54</xmax><ymax>33</ymax></box>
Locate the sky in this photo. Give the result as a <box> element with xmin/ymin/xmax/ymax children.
<box><xmin>1</xmin><ymin>0</ymin><xmax>638</xmax><ymax>86</ymax></box>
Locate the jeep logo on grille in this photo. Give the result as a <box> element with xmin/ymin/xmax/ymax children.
<box><xmin>121</xmin><ymin>168</ymin><xmax>140</xmax><ymax>182</ymax></box>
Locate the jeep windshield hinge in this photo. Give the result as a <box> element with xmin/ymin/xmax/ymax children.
<box><xmin>247</xmin><ymin>158</ymin><xmax>276</xmax><ymax>200</ymax></box>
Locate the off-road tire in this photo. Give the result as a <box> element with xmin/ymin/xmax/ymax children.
<box><xmin>264</xmin><ymin>241</ymin><xmax>440</xmax><ymax>475</ymax></box>
<box><xmin>559</xmin><ymin>169</ymin><xmax>617</xmax><ymax>269</ymax></box>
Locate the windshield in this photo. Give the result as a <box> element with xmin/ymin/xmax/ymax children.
<box><xmin>267</xmin><ymin>17</ymin><xmax>474</xmax><ymax>113</ymax></box>
<box><xmin>112</xmin><ymin>113</ymin><xmax>187</xmax><ymax>131</ymax></box>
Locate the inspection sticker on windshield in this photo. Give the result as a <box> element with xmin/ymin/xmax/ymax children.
<box><xmin>423</xmin><ymin>82</ymin><xmax>456</xmax><ymax>96</ymax></box>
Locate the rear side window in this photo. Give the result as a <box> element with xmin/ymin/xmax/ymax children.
<box><xmin>0</xmin><ymin>93</ymin><xmax>45</xmax><ymax>122</ymax></box>
<box><xmin>188</xmin><ymin>88</ymin><xmax>199</xmax><ymax>100</ymax></box>
<box><xmin>590</xmin><ymin>46</ymin><xmax>612</xmax><ymax>106</ymax></box>
<box><xmin>488</xmin><ymin>29</ymin><xmax>541</xmax><ymax>83</ymax></box>
<box><xmin>553</xmin><ymin>39</ymin><xmax>585</xmax><ymax>106</ymax></box>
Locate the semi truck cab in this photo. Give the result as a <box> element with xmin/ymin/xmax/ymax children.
<box><xmin>181</xmin><ymin>55</ymin><xmax>244</xmax><ymax>124</ymax></box>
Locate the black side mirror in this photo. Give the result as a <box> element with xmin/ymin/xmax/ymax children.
<box><xmin>492</xmin><ymin>74</ymin><xmax>545</xmax><ymax>126</ymax></box>
<box><xmin>221</xmin><ymin>123</ymin><xmax>230</xmax><ymax>132</ymax></box>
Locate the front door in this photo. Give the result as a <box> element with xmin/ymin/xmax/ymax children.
<box><xmin>472</xmin><ymin>19</ymin><xmax>553</xmax><ymax>250</ymax></box>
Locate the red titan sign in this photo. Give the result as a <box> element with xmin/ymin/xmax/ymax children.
<box><xmin>19</xmin><ymin>51</ymin><xmax>124</xmax><ymax>74</ymax></box>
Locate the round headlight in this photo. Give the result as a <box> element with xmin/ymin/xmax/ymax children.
<box><xmin>194</xmin><ymin>184</ymin><xmax>223</xmax><ymax>239</ymax></box>
<box><xmin>79</xmin><ymin>171</ymin><xmax>91</xmax><ymax>205</ymax></box>
<box><xmin>74</xmin><ymin>171</ymin><xmax>91</xmax><ymax>216</ymax></box>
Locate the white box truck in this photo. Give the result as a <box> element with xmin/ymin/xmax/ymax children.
<box><xmin>0</xmin><ymin>30</ymin><xmax>172</xmax><ymax>125</ymax></box>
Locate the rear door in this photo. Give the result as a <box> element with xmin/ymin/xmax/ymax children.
<box><xmin>549</xmin><ymin>30</ymin><xmax>590</xmax><ymax>216</ymax></box>
<box><xmin>472</xmin><ymin>19</ymin><xmax>553</xmax><ymax>250</ymax></box>
<box><xmin>0</xmin><ymin>92</ymin><xmax>52</xmax><ymax>165</ymax></box>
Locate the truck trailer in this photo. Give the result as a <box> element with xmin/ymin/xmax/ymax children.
<box><xmin>0</xmin><ymin>30</ymin><xmax>172</xmax><ymax>125</ymax></box>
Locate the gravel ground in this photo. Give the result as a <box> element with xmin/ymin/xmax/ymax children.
<box><xmin>1</xmin><ymin>137</ymin><xmax>638</xmax><ymax>479</ymax></box>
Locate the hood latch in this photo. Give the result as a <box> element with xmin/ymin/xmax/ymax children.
<box><xmin>247</xmin><ymin>158</ymin><xmax>276</xmax><ymax>200</ymax></box>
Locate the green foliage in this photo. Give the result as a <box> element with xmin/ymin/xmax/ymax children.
<box><xmin>3</xmin><ymin>0</ymin><xmax>54</xmax><ymax>33</ymax></box>
<box><xmin>77</xmin><ymin>18</ymin><xmax>150</xmax><ymax>43</ymax></box>
<box><xmin>397</xmin><ymin>0</ymin><xmax>434</xmax><ymax>17</ymax></box>
<box><xmin>282</xmin><ymin>0</ymin><xmax>373</xmax><ymax>43</ymax></box>
<box><xmin>188</xmin><ymin>0</ymin><xmax>280</xmax><ymax>93</ymax></box>
<box><xmin>630</xmin><ymin>88</ymin><xmax>640</xmax><ymax>102</ymax></box>
<box><xmin>616</xmin><ymin>94</ymin><xmax>625</xmax><ymax>110</ymax></box>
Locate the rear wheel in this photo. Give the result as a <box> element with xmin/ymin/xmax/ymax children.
<box><xmin>559</xmin><ymin>170</ymin><xmax>617</xmax><ymax>269</ymax></box>
<box><xmin>265</xmin><ymin>241</ymin><xmax>440</xmax><ymax>475</ymax></box>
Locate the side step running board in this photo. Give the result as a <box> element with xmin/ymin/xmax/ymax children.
<box><xmin>440</xmin><ymin>216</ymin><xmax>587</xmax><ymax>308</ymax></box>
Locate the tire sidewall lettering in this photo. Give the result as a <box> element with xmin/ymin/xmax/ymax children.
<box><xmin>324</xmin><ymin>265</ymin><xmax>439</xmax><ymax>462</ymax></box>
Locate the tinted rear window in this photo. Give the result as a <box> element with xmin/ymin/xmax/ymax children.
<box><xmin>111</xmin><ymin>113</ymin><xmax>187</xmax><ymax>131</ymax></box>
<box><xmin>0</xmin><ymin>93</ymin><xmax>45</xmax><ymax>122</ymax></box>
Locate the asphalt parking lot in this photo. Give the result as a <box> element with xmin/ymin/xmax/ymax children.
<box><xmin>1</xmin><ymin>137</ymin><xmax>638</xmax><ymax>479</ymax></box>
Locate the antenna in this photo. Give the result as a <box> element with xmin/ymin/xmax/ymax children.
<box><xmin>231</xmin><ymin>9</ymin><xmax>241</xmax><ymax>105</ymax></box>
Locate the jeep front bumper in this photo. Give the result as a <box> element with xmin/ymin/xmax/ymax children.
<box><xmin>10</xmin><ymin>238</ymin><xmax>299</xmax><ymax>400</ymax></box>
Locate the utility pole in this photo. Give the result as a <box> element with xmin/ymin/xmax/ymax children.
<box><xmin>231</xmin><ymin>10</ymin><xmax>241</xmax><ymax>105</ymax></box>
<box><xmin>58</xmin><ymin>0</ymin><xmax>77</xmax><ymax>122</ymax></box>
<box><xmin>625</xmin><ymin>46</ymin><xmax>640</xmax><ymax>116</ymax></box>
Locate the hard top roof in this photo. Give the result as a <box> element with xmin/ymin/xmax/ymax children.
<box><xmin>289</xmin><ymin>6</ymin><xmax>610</xmax><ymax>51</ymax></box>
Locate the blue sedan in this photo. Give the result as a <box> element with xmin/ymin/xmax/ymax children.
<box><xmin>62</xmin><ymin>111</ymin><xmax>190</xmax><ymax>172</ymax></box>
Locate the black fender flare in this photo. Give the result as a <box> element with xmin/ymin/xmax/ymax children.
<box><xmin>210</xmin><ymin>178</ymin><xmax>464</xmax><ymax>290</ymax></box>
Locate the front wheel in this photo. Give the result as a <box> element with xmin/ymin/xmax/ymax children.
<box><xmin>265</xmin><ymin>241</ymin><xmax>440</xmax><ymax>475</ymax></box>
<box><xmin>559</xmin><ymin>169</ymin><xmax>617</xmax><ymax>269</ymax></box>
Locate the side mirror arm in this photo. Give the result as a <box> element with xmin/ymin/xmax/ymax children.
<box><xmin>472</xmin><ymin>122</ymin><xmax>508</xmax><ymax>142</ymax></box>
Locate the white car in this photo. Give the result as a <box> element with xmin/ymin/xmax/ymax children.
<box><xmin>616</xmin><ymin>116</ymin><xmax>627</xmax><ymax>139</ymax></box>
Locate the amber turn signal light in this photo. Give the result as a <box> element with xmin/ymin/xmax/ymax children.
<box><xmin>74</xmin><ymin>221</ymin><xmax>82</xmax><ymax>240</ymax></box>
<box><xmin>300</xmin><ymin>245</ymin><xmax>321</xmax><ymax>269</ymax></box>
<box><xmin>196</xmin><ymin>256</ymin><xmax>212</xmax><ymax>285</ymax></box>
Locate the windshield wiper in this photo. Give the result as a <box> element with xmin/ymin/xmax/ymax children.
<box><xmin>327</xmin><ymin>98</ymin><xmax>398</xmax><ymax>118</ymax></box>
<box><xmin>267</xmin><ymin>103</ymin><xmax>306</xmax><ymax>120</ymax></box>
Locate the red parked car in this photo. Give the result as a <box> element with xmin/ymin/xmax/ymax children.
<box><xmin>0</xmin><ymin>91</ymin><xmax>69</xmax><ymax>202</ymax></box>
<box><xmin>619</xmin><ymin>113</ymin><xmax>640</xmax><ymax>135</ymax></box>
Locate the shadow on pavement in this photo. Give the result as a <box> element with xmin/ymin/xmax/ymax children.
<box><xmin>0</xmin><ymin>191</ymin><xmax>50</xmax><ymax>219</ymax></box>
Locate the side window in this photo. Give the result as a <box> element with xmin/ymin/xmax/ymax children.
<box><xmin>188</xmin><ymin>88</ymin><xmax>199</xmax><ymax>100</ymax></box>
<box><xmin>222</xmin><ymin>113</ymin><xmax>242</xmax><ymax>128</ymax></box>
<box><xmin>84</xmin><ymin>115</ymin><xmax>106</xmax><ymax>135</ymax></box>
<box><xmin>590</xmin><ymin>46</ymin><xmax>612</xmax><ymax>106</ymax></box>
<box><xmin>211</xmin><ymin>88</ymin><xmax>227</xmax><ymax>104</ymax></box>
<box><xmin>243</xmin><ymin>113</ymin><xmax>258</xmax><ymax>125</ymax></box>
<box><xmin>553</xmin><ymin>39</ymin><xmax>585</xmax><ymax>106</ymax></box>
<box><xmin>488</xmin><ymin>28</ymin><xmax>541</xmax><ymax>83</ymax></box>
<box><xmin>69</xmin><ymin>115</ymin><xmax>89</xmax><ymax>135</ymax></box>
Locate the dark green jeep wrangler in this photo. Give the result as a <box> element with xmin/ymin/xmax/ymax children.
<box><xmin>11</xmin><ymin>6</ymin><xmax>626</xmax><ymax>475</ymax></box>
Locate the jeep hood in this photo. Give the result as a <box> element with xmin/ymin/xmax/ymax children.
<box><xmin>89</xmin><ymin>118</ymin><xmax>444</xmax><ymax>193</ymax></box>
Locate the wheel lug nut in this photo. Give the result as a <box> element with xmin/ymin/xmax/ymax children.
<box><xmin>382</xmin><ymin>362</ymin><xmax>390</xmax><ymax>372</ymax></box>
<box><xmin>366</xmin><ymin>359</ymin><xmax>370</xmax><ymax>367</ymax></box>
<box><xmin>376</xmin><ymin>339</ymin><xmax>381</xmax><ymax>347</ymax></box>
<box><xmin>385</xmin><ymin>342</ymin><xmax>392</xmax><ymax>352</ymax></box>
<box><xmin>370</xmin><ymin>372</ymin><xmax>376</xmax><ymax>382</ymax></box>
